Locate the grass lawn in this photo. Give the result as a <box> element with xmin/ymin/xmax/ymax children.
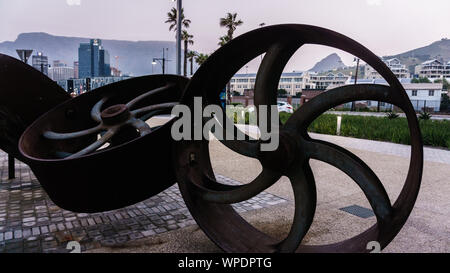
<box><xmin>279</xmin><ymin>112</ymin><xmax>450</xmax><ymax>149</ymax></box>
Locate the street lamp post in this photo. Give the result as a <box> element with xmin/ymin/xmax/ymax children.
<box><xmin>9</xmin><ymin>49</ymin><xmax>33</xmax><ymax>179</ymax></box>
<box><xmin>153</xmin><ymin>48</ymin><xmax>167</xmax><ymax>74</ymax></box>
<box><xmin>175</xmin><ymin>0</ymin><xmax>182</xmax><ymax>75</ymax></box>
<box><xmin>351</xmin><ymin>57</ymin><xmax>360</xmax><ymax>111</ymax></box>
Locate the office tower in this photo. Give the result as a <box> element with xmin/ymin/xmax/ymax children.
<box><xmin>78</xmin><ymin>39</ymin><xmax>111</xmax><ymax>78</ymax></box>
<box><xmin>32</xmin><ymin>52</ymin><xmax>48</xmax><ymax>75</ymax></box>
<box><xmin>99</xmin><ymin>48</ymin><xmax>111</xmax><ymax>76</ymax></box>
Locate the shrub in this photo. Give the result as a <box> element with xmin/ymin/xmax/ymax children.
<box><xmin>419</xmin><ymin>112</ymin><xmax>432</xmax><ymax>120</ymax></box>
<box><xmin>386</xmin><ymin>112</ymin><xmax>399</xmax><ymax>119</ymax></box>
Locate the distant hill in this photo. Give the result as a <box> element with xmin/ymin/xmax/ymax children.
<box><xmin>0</xmin><ymin>32</ymin><xmax>184</xmax><ymax>76</ymax></box>
<box><xmin>309</xmin><ymin>53</ymin><xmax>346</xmax><ymax>72</ymax></box>
<box><xmin>384</xmin><ymin>38</ymin><xmax>450</xmax><ymax>73</ymax></box>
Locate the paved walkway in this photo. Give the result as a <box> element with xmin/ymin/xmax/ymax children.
<box><xmin>0</xmin><ymin>152</ymin><xmax>285</xmax><ymax>253</ymax></box>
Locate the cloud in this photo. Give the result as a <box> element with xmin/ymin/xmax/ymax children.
<box><xmin>66</xmin><ymin>0</ymin><xmax>81</xmax><ymax>6</ymax></box>
<box><xmin>366</xmin><ymin>0</ymin><xmax>382</xmax><ymax>6</ymax></box>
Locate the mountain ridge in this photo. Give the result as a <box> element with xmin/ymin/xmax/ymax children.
<box><xmin>383</xmin><ymin>38</ymin><xmax>450</xmax><ymax>72</ymax></box>
<box><xmin>0</xmin><ymin>32</ymin><xmax>179</xmax><ymax>76</ymax></box>
<box><xmin>308</xmin><ymin>53</ymin><xmax>346</xmax><ymax>73</ymax></box>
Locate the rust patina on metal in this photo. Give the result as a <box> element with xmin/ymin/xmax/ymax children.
<box><xmin>20</xmin><ymin>75</ymin><xmax>189</xmax><ymax>212</ymax></box>
<box><xmin>0</xmin><ymin>53</ymin><xmax>70</xmax><ymax>161</ymax></box>
<box><xmin>173</xmin><ymin>24</ymin><xmax>423</xmax><ymax>252</ymax></box>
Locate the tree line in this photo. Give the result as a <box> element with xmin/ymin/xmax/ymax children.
<box><xmin>165</xmin><ymin>8</ymin><xmax>244</xmax><ymax>76</ymax></box>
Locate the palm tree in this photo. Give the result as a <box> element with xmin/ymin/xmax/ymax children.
<box><xmin>195</xmin><ymin>53</ymin><xmax>209</xmax><ymax>66</ymax></box>
<box><xmin>165</xmin><ymin>7</ymin><xmax>191</xmax><ymax>34</ymax></box>
<box><xmin>182</xmin><ymin>31</ymin><xmax>194</xmax><ymax>76</ymax></box>
<box><xmin>219</xmin><ymin>12</ymin><xmax>243</xmax><ymax>42</ymax></box>
<box><xmin>186</xmin><ymin>51</ymin><xmax>197</xmax><ymax>75</ymax></box>
<box><xmin>219</xmin><ymin>12</ymin><xmax>243</xmax><ymax>104</ymax></box>
<box><xmin>218</xmin><ymin>35</ymin><xmax>231</xmax><ymax>47</ymax></box>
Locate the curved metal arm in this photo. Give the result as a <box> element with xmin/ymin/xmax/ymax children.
<box><xmin>66</xmin><ymin>129</ymin><xmax>116</xmax><ymax>159</ymax></box>
<box><xmin>191</xmin><ymin>168</ymin><xmax>281</xmax><ymax>204</ymax></box>
<box><xmin>304</xmin><ymin>138</ymin><xmax>393</xmax><ymax>223</ymax></box>
<box><xmin>129</xmin><ymin>118</ymin><xmax>152</xmax><ymax>136</ymax></box>
<box><xmin>91</xmin><ymin>97</ymin><xmax>109</xmax><ymax>123</ymax></box>
<box><xmin>43</xmin><ymin>125</ymin><xmax>103</xmax><ymax>140</ymax></box>
<box><xmin>126</xmin><ymin>83</ymin><xmax>175</xmax><ymax>109</ymax></box>
<box><xmin>131</xmin><ymin>102</ymin><xmax>178</xmax><ymax>116</ymax></box>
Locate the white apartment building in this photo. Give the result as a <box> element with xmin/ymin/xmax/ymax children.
<box><xmin>403</xmin><ymin>83</ymin><xmax>443</xmax><ymax>111</ymax></box>
<box><xmin>414</xmin><ymin>59</ymin><xmax>450</xmax><ymax>80</ymax></box>
<box><xmin>230</xmin><ymin>72</ymin><xmax>316</xmax><ymax>95</ymax></box>
<box><xmin>230</xmin><ymin>71</ymin><xmax>349</xmax><ymax>95</ymax></box>
<box><xmin>364</xmin><ymin>58</ymin><xmax>410</xmax><ymax>79</ymax></box>
<box><xmin>309</xmin><ymin>72</ymin><xmax>350</xmax><ymax>90</ymax></box>
<box><xmin>335</xmin><ymin>79</ymin><xmax>443</xmax><ymax>112</ymax></box>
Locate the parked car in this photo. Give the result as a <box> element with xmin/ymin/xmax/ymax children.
<box><xmin>277</xmin><ymin>101</ymin><xmax>294</xmax><ymax>113</ymax></box>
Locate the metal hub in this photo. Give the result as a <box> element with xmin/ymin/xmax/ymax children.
<box><xmin>100</xmin><ymin>104</ymin><xmax>130</xmax><ymax>125</ymax></box>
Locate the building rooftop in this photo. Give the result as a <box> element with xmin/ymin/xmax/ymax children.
<box><xmin>422</xmin><ymin>59</ymin><xmax>442</xmax><ymax>65</ymax></box>
<box><xmin>233</xmin><ymin>71</ymin><xmax>305</xmax><ymax>78</ymax></box>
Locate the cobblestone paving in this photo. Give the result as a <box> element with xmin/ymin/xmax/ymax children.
<box><xmin>0</xmin><ymin>152</ymin><xmax>286</xmax><ymax>253</ymax></box>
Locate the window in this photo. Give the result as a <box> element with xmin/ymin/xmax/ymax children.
<box><xmin>412</xmin><ymin>90</ymin><xmax>417</xmax><ymax>96</ymax></box>
<box><xmin>429</xmin><ymin>90</ymin><xmax>434</xmax><ymax>96</ymax></box>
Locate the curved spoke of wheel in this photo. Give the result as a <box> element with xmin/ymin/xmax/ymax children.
<box><xmin>131</xmin><ymin>102</ymin><xmax>178</xmax><ymax>116</ymax></box>
<box><xmin>254</xmin><ymin>41</ymin><xmax>301</xmax><ymax>127</ymax></box>
<box><xmin>91</xmin><ymin>97</ymin><xmax>109</xmax><ymax>123</ymax></box>
<box><xmin>66</xmin><ymin>129</ymin><xmax>116</xmax><ymax>159</ymax></box>
<box><xmin>304</xmin><ymin>138</ymin><xmax>393</xmax><ymax>223</ymax></box>
<box><xmin>204</xmin><ymin>115</ymin><xmax>261</xmax><ymax>158</ymax></box>
<box><xmin>191</xmin><ymin>168</ymin><xmax>281</xmax><ymax>204</ymax></box>
<box><xmin>43</xmin><ymin>124</ymin><xmax>103</xmax><ymax>140</ymax></box>
<box><xmin>129</xmin><ymin>118</ymin><xmax>152</xmax><ymax>136</ymax></box>
<box><xmin>126</xmin><ymin>83</ymin><xmax>175</xmax><ymax>109</ymax></box>
<box><xmin>277</xmin><ymin>163</ymin><xmax>316</xmax><ymax>252</ymax></box>
<box><xmin>283</xmin><ymin>84</ymin><xmax>402</xmax><ymax>134</ymax></box>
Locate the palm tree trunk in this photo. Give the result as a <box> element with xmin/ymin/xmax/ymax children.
<box><xmin>183</xmin><ymin>40</ymin><xmax>188</xmax><ymax>77</ymax></box>
<box><xmin>190</xmin><ymin>57</ymin><xmax>193</xmax><ymax>75</ymax></box>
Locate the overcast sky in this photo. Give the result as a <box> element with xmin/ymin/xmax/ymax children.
<box><xmin>1</xmin><ymin>0</ymin><xmax>449</xmax><ymax>72</ymax></box>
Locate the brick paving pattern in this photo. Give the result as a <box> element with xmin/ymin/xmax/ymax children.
<box><xmin>0</xmin><ymin>151</ymin><xmax>286</xmax><ymax>253</ymax></box>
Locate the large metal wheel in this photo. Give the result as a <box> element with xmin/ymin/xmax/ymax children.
<box><xmin>173</xmin><ymin>24</ymin><xmax>423</xmax><ymax>252</ymax></box>
<box><xmin>20</xmin><ymin>75</ymin><xmax>189</xmax><ymax>212</ymax></box>
<box><xmin>0</xmin><ymin>53</ymin><xmax>70</xmax><ymax>161</ymax></box>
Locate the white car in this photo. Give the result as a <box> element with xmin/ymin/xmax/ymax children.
<box><xmin>277</xmin><ymin>101</ymin><xmax>294</xmax><ymax>113</ymax></box>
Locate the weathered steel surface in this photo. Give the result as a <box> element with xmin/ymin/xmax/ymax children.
<box><xmin>173</xmin><ymin>24</ymin><xmax>423</xmax><ymax>252</ymax></box>
<box><xmin>20</xmin><ymin>75</ymin><xmax>189</xmax><ymax>212</ymax></box>
<box><xmin>0</xmin><ymin>53</ymin><xmax>70</xmax><ymax>161</ymax></box>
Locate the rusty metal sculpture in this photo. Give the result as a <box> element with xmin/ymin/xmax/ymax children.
<box><xmin>173</xmin><ymin>24</ymin><xmax>423</xmax><ymax>252</ymax></box>
<box><xmin>3</xmin><ymin>24</ymin><xmax>423</xmax><ymax>252</ymax></box>
<box><xmin>19</xmin><ymin>75</ymin><xmax>189</xmax><ymax>212</ymax></box>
